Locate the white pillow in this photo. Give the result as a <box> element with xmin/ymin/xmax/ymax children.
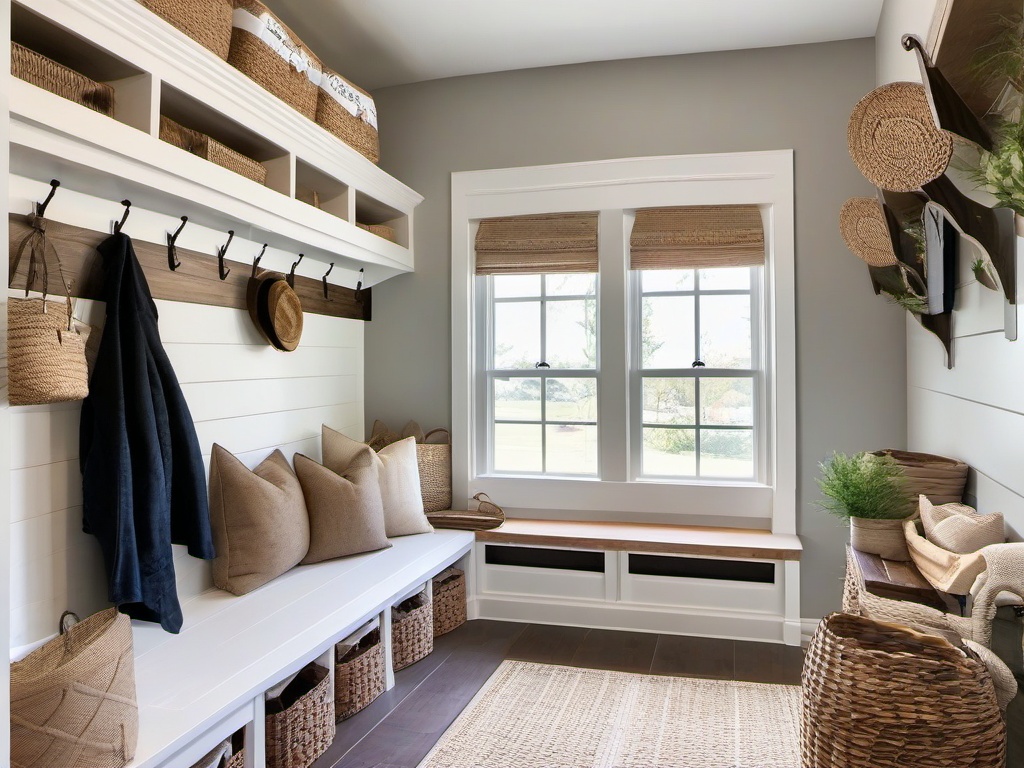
<box><xmin>322</xmin><ymin>426</ymin><xmax>433</xmax><ymax>537</ymax></box>
<box><xmin>919</xmin><ymin>495</ymin><xmax>1004</xmax><ymax>554</ymax></box>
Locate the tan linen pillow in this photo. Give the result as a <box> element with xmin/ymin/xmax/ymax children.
<box><xmin>293</xmin><ymin>452</ymin><xmax>391</xmax><ymax>564</ymax></box>
<box><xmin>208</xmin><ymin>445</ymin><xmax>310</xmax><ymax>595</ymax></box>
<box><xmin>920</xmin><ymin>495</ymin><xmax>1004</xmax><ymax>554</ymax></box>
<box><xmin>322</xmin><ymin>426</ymin><xmax>433</xmax><ymax>537</ymax></box>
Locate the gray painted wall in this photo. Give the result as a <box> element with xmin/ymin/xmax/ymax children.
<box><xmin>367</xmin><ymin>38</ymin><xmax>906</xmax><ymax>620</ymax></box>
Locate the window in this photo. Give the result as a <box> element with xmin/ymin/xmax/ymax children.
<box><xmin>452</xmin><ymin>152</ymin><xmax>795</xmax><ymax>528</ymax></box>
<box><xmin>635</xmin><ymin>266</ymin><xmax>760</xmax><ymax>480</ymax></box>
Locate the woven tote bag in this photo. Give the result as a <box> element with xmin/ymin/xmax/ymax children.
<box><xmin>7</xmin><ymin>214</ymin><xmax>91</xmax><ymax>405</ymax></box>
<box><xmin>418</xmin><ymin>428</ymin><xmax>452</xmax><ymax>513</ymax></box>
<box><xmin>11</xmin><ymin>609</ymin><xmax>138</xmax><ymax>768</ymax></box>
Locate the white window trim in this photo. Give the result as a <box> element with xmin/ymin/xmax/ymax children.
<box><xmin>451</xmin><ymin>151</ymin><xmax>796</xmax><ymax>534</ymax></box>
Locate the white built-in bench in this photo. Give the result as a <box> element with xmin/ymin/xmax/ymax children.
<box><xmin>472</xmin><ymin>519</ymin><xmax>803</xmax><ymax>646</ymax></box>
<box><xmin>127</xmin><ymin>529</ymin><xmax>474</xmax><ymax>768</ymax></box>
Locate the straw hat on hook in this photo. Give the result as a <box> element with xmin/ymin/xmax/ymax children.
<box><xmin>839</xmin><ymin>197</ymin><xmax>898</xmax><ymax>268</ymax></box>
<box><xmin>847</xmin><ymin>81</ymin><xmax>953</xmax><ymax>192</ymax></box>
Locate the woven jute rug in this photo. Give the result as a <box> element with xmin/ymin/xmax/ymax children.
<box><xmin>418</xmin><ymin>660</ymin><xmax>801</xmax><ymax>768</ymax></box>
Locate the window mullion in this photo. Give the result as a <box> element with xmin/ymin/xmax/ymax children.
<box><xmin>597</xmin><ymin>209</ymin><xmax>629</xmax><ymax>482</ymax></box>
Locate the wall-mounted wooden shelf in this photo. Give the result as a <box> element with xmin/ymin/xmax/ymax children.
<box><xmin>8</xmin><ymin>214</ymin><xmax>371</xmax><ymax>321</ymax></box>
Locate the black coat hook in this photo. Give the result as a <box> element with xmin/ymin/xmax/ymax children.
<box><xmin>167</xmin><ymin>216</ymin><xmax>187</xmax><ymax>271</ymax></box>
<box><xmin>114</xmin><ymin>199</ymin><xmax>132</xmax><ymax>234</ymax></box>
<box><xmin>321</xmin><ymin>262</ymin><xmax>334</xmax><ymax>299</ymax></box>
<box><xmin>287</xmin><ymin>253</ymin><xmax>304</xmax><ymax>288</ymax></box>
<box><xmin>217</xmin><ymin>230</ymin><xmax>234</xmax><ymax>280</ymax></box>
<box><xmin>35</xmin><ymin>179</ymin><xmax>60</xmax><ymax>217</ymax></box>
<box><xmin>251</xmin><ymin>243</ymin><xmax>268</xmax><ymax>277</ymax></box>
<box><xmin>354</xmin><ymin>268</ymin><xmax>364</xmax><ymax>302</ymax></box>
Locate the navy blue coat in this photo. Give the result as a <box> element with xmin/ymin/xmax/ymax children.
<box><xmin>80</xmin><ymin>232</ymin><xmax>214</xmax><ymax>633</ymax></box>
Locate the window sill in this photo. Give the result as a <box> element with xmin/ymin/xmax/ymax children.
<box><xmin>471</xmin><ymin>475</ymin><xmax>775</xmax><ymax>524</ymax></box>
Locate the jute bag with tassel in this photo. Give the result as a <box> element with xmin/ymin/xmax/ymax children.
<box><xmin>11</xmin><ymin>608</ymin><xmax>139</xmax><ymax>768</ymax></box>
<box><xmin>8</xmin><ymin>214</ymin><xmax>91</xmax><ymax>405</ymax></box>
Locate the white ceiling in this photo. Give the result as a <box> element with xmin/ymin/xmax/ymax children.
<box><xmin>271</xmin><ymin>0</ymin><xmax>884</xmax><ymax>91</ymax></box>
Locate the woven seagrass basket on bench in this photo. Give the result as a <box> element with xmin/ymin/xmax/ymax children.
<box><xmin>432</xmin><ymin>567</ymin><xmax>467</xmax><ymax>637</ymax></box>
<box><xmin>264</xmin><ymin>662</ymin><xmax>334</xmax><ymax>768</ymax></box>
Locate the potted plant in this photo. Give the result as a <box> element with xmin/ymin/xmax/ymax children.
<box><xmin>972</xmin><ymin>258</ymin><xmax>999</xmax><ymax>290</ymax></box>
<box><xmin>817</xmin><ymin>452</ymin><xmax>916</xmax><ymax>560</ymax></box>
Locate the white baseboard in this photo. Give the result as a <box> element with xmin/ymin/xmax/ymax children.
<box><xmin>472</xmin><ymin>594</ymin><xmax>799</xmax><ymax>645</ymax></box>
<box><xmin>801</xmin><ymin>617</ymin><xmax>823</xmax><ymax>646</ymax></box>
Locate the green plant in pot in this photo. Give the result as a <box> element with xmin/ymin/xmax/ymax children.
<box><xmin>817</xmin><ymin>452</ymin><xmax>916</xmax><ymax>560</ymax></box>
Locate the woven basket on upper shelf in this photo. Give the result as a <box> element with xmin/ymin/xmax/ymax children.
<box><xmin>11</xmin><ymin>42</ymin><xmax>114</xmax><ymax>116</ymax></box>
<box><xmin>802</xmin><ymin>612</ymin><xmax>1005</xmax><ymax>768</ymax></box>
<box><xmin>160</xmin><ymin>116</ymin><xmax>267</xmax><ymax>185</ymax></box>
<box><xmin>315</xmin><ymin>66</ymin><xmax>379</xmax><ymax>163</ymax></box>
<box><xmin>356</xmin><ymin>223</ymin><xmax>397</xmax><ymax>243</ymax></box>
<box><xmin>228</xmin><ymin>0</ymin><xmax>321</xmax><ymax>119</ymax></box>
<box><xmin>392</xmin><ymin>588</ymin><xmax>433</xmax><ymax>672</ymax></box>
<box><xmin>264</xmin><ymin>663</ymin><xmax>334</xmax><ymax>768</ymax></box>
<box><xmin>432</xmin><ymin>568</ymin><xmax>467</xmax><ymax>637</ymax></box>
<box><xmin>138</xmin><ymin>0</ymin><xmax>234</xmax><ymax>59</ymax></box>
<box><xmin>870</xmin><ymin>449</ymin><xmax>969</xmax><ymax>505</ymax></box>
<box><xmin>334</xmin><ymin>627</ymin><xmax>386</xmax><ymax>721</ymax></box>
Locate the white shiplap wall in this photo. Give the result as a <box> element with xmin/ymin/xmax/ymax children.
<box><xmin>8</xmin><ymin>176</ymin><xmax>366</xmax><ymax>649</ymax></box>
<box><xmin>878</xmin><ymin>0</ymin><xmax>1024</xmax><ymax>536</ymax></box>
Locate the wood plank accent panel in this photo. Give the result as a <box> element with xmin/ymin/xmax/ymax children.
<box><xmin>8</xmin><ymin>214</ymin><xmax>371</xmax><ymax>320</ymax></box>
<box><xmin>475</xmin><ymin>519</ymin><xmax>802</xmax><ymax>561</ymax></box>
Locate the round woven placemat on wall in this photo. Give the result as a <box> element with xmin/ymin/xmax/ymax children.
<box><xmin>838</xmin><ymin>197</ymin><xmax>898</xmax><ymax>267</ymax></box>
<box><xmin>847</xmin><ymin>82</ymin><xmax>953</xmax><ymax>192</ymax></box>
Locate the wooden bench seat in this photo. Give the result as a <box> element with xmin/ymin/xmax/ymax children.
<box><xmin>127</xmin><ymin>529</ymin><xmax>474</xmax><ymax>768</ymax></box>
<box><xmin>475</xmin><ymin>518</ymin><xmax>802</xmax><ymax>561</ymax></box>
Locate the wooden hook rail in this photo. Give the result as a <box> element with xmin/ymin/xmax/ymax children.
<box><xmin>7</xmin><ymin>214</ymin><xmax>371</xmax><ymax>321</ymax></box>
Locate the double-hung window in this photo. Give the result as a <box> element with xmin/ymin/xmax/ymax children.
<box><xmin>452</xmin><ymin>153</ymin><xmax>795</xmax><ymax>528</ymax></box>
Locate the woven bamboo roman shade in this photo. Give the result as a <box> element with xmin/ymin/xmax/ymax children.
<box><xmin>475</xmin><ymin>212</ymin><xmax>599</xmax><ymax>275</ymax></box>
<box><xmin>630</xmin><ymin>205</ymin><xmax>765</xmax><ymax>270</ymax></box>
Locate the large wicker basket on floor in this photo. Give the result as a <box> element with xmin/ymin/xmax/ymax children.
<box><xmin>11</xmin><ymin>42</ymin><xmax>114</xmax><ymax>116</ymax></box>
<box><xmin>137</xmin><ymin>0</ymin><xmax>234</xmax><ymax>59</ymax></box>
<box><xmin>334</xmin><ymin>627</ymin><xmax>386</xmax><ymax>721</ymax></box>
<box><xmin>802</xmin><ymin>612</ymin><xmax>1005</xmax><ymax>768</ymax></box>
<box><xmin>229</xmin><ymin>0</ymin><xmax>321</xmax><ymax>119</ymax></box>
<box><xmin>265</xmin><ymin>663</ymin><xmax>335</xmax><ymax>768</ymax></box>
<box><xmin>392</xmin><ymin>588</ymin><xmax>433</xmax><ymax>671</ymax></box>
<box><xmin>160</xmin><ymin>116</ymin><xmax>267</xmax><ymax>185</ymax></box>
<box><xmin>315</xmin><ymin>66</ymin><xmax>379</xmax><ymax>163</ymax></box>
<box><xmin>432</xmin><ymin>568</ymin><xmax>467</xmax><ymax>637</ymax></box>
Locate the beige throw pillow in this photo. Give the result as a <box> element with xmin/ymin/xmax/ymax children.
<box><xmin>919</xmin><ymin>495</ymin><xmax>1004</xmax><ymax>554</ymax></box>
<box><xmin>293</xmin><ymin>452</ymin><xmax>391</xmax><ymax>564</ymax></box>
<box><xmin>208</xmin><ymin>445</ymin><xmax>309</xmax><ymax>595</ymax></box>
<box><xmin>322</xmin><ymin>426</ymin><xmax>433</xmax><ymax>537</ymax></box>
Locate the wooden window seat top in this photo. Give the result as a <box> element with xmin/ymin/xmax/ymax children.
<box><xmin>476</xmin><ymin>519</ymin><xmax>802</xmax><ymax>561</ymax></box>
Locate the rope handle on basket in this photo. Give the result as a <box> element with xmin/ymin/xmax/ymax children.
<box><xmin>11</xmin><ymin>214</ymin><xmax>76</xmax><ymax>331</ymax></box>
<box><xmin>423</xmin><ymin>427</ymin><xmax>451</xmax><ymax>444</ymax></box>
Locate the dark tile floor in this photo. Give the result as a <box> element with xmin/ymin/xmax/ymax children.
<box><xmin>312</xmin><ymin>620</ymin><xmax>804</xmax><ymax>768</ymax></box>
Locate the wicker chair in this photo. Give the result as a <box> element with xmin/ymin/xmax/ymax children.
<box><xmin>802</xmin><ymin>613</ymin><xmax>1006</xmax><ymax>768</ymax></box>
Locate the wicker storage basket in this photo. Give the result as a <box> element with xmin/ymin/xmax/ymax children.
<box><xmin>228</xmin><ymin>0</ymin><xmax>322</xmax><ymax>119</ymax></box>
<box><xmin>356</xmin><ymin>223</ymin><xmax>397</xmax><ymax>243</ymax></box>
<box><xmin>871</xmin><ymin>449</ymin><xmax>969</xmax><ymax>505</ymax></box>
<box><xmin>334</xmin><ymin>626</ymin><xmax>386</xmax><ymax>721</ymax></box>
<box><xmin>392</xmin><ymin>588</ymin><xmax>433</xmax><ymax>671</ymax></box>
<box><xmin>802</xmin><ymin>612</ymin><xmax>1005</xmax><ymax>768</ymax></box>
<box><xmin>417</xmin><ymin>428</ymin><xmax>451</xmax><ymax>513</ymax></box>
<box><xmin>265</xmin><ymin>663</ymin><xmax>335</xmax><ymax>768</ymax></box>
<box><xmin>160</xmin><ymin>116</ymin><xmax>267</xmax><ymax>185</ymax></box>
<box><xmin>12</xmin><ymin>42</ymin><xmax>114</xmax><ymax>116</ymax></box>
<box><xmin>10</xmin><ymin>609</ymin><xmax>138</xmax><ymax>768</ymax></box>
<box><xmin>316</xmin><ymin>67</ymin><xmax>379</xmax><ymax>163</ymax></box>
<box><xmin>138</xmin><ymin>0</ymin><xmax>234</xmax><ymax>59</ymax></box>
<box><xmin>432</xmin><ymin>567</ymin><xmax>467</xmax><ymax>637</ymax></box>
